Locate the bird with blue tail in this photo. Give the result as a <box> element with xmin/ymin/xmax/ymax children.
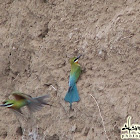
<box><xmin>64</xmin><ymin>55</ymin><xmax>82</xmax><ymax>110</ymax></box>
<box><xmin>0</xmin><ymin>91</ymin><xmax>51</xmax><ymax>115</ymax></box>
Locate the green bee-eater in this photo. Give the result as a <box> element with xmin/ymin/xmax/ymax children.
<box><xmin>64</xmin><ymin>55</ymin><xmax>81</xmax><ymax>109</ymax></box>
<box><xmin>0</xmin><ymin>92</ymin><xmax>50</xmax><ymax>115</ymax></box>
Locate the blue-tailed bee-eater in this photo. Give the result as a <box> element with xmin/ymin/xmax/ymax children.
<box><xmin>64</xmin><ymin>55</ymin><xmax>81</xmax><ymax>109</ymax></box>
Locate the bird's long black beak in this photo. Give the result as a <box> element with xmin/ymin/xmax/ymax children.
<box><xmin>76</xmin><ymin>55</ymin><xmax>82</xmax><ymax>59</ymax></box>
<box><xmin>74</xmin><ymin>55</ymin><xmax>82</xmax><ymax>62</ymax></box>
<box><xmin>0</xmin><ymin>104</ymin><xmax>6</xmax><ymax>107</ymax></box>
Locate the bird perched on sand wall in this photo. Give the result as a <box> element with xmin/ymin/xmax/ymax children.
<box><xmin>64</xmin><ymin>55</ymin><xmax>81</xmax><ymax>109</ymax></box>
<box><xmin>0</xmin><ymin>92</ymin><xmax>50</xmax><ymax>115</ymax></box>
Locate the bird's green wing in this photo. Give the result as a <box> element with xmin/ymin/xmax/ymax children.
<box><xmin>75</xmin><ymin>65</ymin><xmax>81</xmax><ymax>82</ymax></box>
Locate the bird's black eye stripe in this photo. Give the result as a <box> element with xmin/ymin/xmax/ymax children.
<box><xmin>7</xmin><ymin>103</ymin><xmax>13</xmax><ymax>105</ymax></box>
<box><xmin>74</xmin><ymin>58</ymin><xmax>78</xmax><ymax>62</ymax></box>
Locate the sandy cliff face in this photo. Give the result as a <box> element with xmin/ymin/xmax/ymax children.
<box><xmin>0</xmin><ymin>0</ymin><xmax>139</xmax><ymax>140</ymax></box>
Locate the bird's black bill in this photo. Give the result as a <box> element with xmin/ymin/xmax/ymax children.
<box><xmin>74</xmin><ymin>55</ymin><xmax>82</xmax><ymax>62</ymax></box>
<box><xmin>0</xmin><ymin>104</ymin><xmax>6</xmax><ymax>107</ymax></box>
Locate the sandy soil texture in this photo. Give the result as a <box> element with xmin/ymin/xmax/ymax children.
<box><xmin>0</xmin><ymin>0</ymin><xmax>140</xmax><ymax>140</ymax></box>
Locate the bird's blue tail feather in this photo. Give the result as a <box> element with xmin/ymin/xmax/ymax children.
<box><xmin>64</xmin><ymin>84</ymin><xmax>80</xmax><ymax>106</ymax></box>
